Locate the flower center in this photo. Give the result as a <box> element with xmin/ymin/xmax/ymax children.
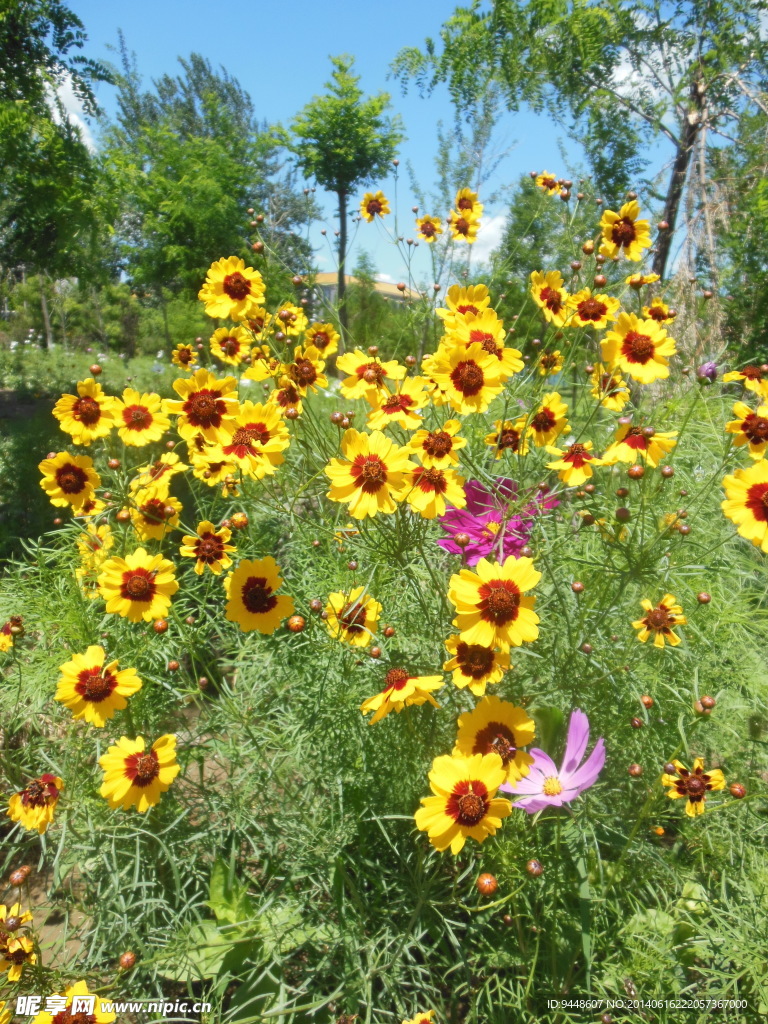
<box><xmin>647</xmin><ymin>304</ymin><xmax>667</xmax><ymax>322</ymax></box>
<box><xmin>221</xmin><ymin>336</ymin><xmax>240</xmax><ymax>356</ymax></box>
<box><xmin>622</xmin><ymin>331</ymin><xmax>655</xmax><ymax>363</ymax></box>
<box><xmin>478</xmin><ymin>579</ymin><xmax>521</xmax><ymax>625</ymax></box>
<box><xmin>177</xmin><ymin>347</ymin><xmax>193</xmax><ymax>363</ymax></box>
<box><xmin>457</xmin><ymin>303</ymin><xmax>479</xmax><ymax>316</ymax></box>
<box><xmin>565</xmin><ymin>443</ymin><xmax>591</xmax><ymax>466</ymax></box>
<box><xmin>498</xmin><ymin>427</ymin><xmax>521</xmax><ymax>451</ymax></box>
<box><xmin>223</xmin><ymin>271</ymin><xmax>250</xmax><ymax>300</ymax></box>
<box><xmin>456</xmin><ymin>641</ymin><xmax>495</xmax><ymax>678</ymax></box>
<box><xmin>422</xmin><ymin>430</ymin><xmax>453</xmax><ymax>457</ymax></box>
<box><xmin>357</xmin><ymin>362</ymin><xmax>385</xmax><ymax>385</ymax></box>
<box><xmin>685</xmin><ymin>776</ymin><xmax>706</xmax><ymax>796</ymax></box>
<box><xmin>121</xmin><ymin>569</ymin><xmax>155</xmax><ymax>602</ymax></box>
<box><xmin>543</xmin><ymin>776</ymin><xmax>563</xmax><ymax>796</ymax></box>
<box><xmin>577</xmin><ymin>297</ymin><xmax>607</xmax><ymax>322</ymax></box>
<box><xmin>746</xmin><ymin>482</ymin><xmax>768</xmax><ymax>522</ymax></box>
<box><xmin>451</xmin><ymin>359</ymin><xmax>484</xmax><ymax>396</ymax></box>
<box><xmin>531</xmin><ymin>409</ymin><xmax>556</xmax><ymax>433</ymax></box>
<box><xmin>454</xmin><ymin>216</ymin><xmax>471</xmax><ymax>235</ymax></box>
<box><xmin>291</xmin><ymin>359</ymin><xmax>318</xmax><ymax>387</ymax></box>
<box><xmin>241</xmin><ymin>576</ymin><xmax>277</xmax><ymax>614</ymax></box>
<box><xmin>599</xmin><ymin>373</ymin><xmax>622</xmax><ymax>396</ymax></box>
<box><xmin>123</xmin><ymin>405</ymin><xmax>153</xmax><ymax>430</ymax></box>
<box><xmin>740</xmin><ymin>365</ymin><xmax>764</xmax><ymax>380</ymax></box>
<box><xmin>457</xmin><ymin>196</ymin><xmax>474</xmax><ymax>211</ymax></box>
<box><xmin>611</xmin><ymin>218</ymin><xmax>636</xmax><ymax>246</ymax></box>
<box><xmin>56</xmin><ymin>465</ymin><xmax>88</xmax><ymax>494</ymax></box>
<box><xmin>196</xmin><ymin>534</ymin><xmax>225</xmax><ymax>562</ymax></box>
<box><xmin>351</xmin><ymin>454</ymin><xmax>388</xmax><ymax>494</ymax></box>
<box><xmin>539</xmin><ymin>286</ymin><xmax>562</xmax><ymax>313</ymax></box>
<box><xmin>474</xmin><ymin>724</ymin><xmax>517</xmax><ymax>765</ymax></box>
<box><xmin>382</xmin><ymin>393</ymin><xmax>413</xmax><ymax>414</ymax></box>
<box><xmin>76</xmin><ymin>667</ymin><xmax>117</xmax><ymax>703</ymax></box>
<box><xmin>384</xmin><ymin>667</ymin><xmax>410</xmax><ymax>692</ymax></box>
<box><xmin>140</xmin><ymin>498</ymin><xmax>173</xmax><ymax>525</ymax></box>
<box><xmin>448</xmin><ymin>780</ymin><xmax>490</xmax><ymax>825</ymax></box>
<box><xmin>339</xmin><ymin>601</ymin><xmax>367</xmax><ymax>633</ymax></box>
<box><xmin>416</xmin><ymin>467</ymin><xmax>447</xmax><ymax>493</ymax></box>
<box><xmin>52</xmin><ymin>1008</ymin><xmax>97</xmax><ymax>1024</ymax></box>
<box><xmin>420</xmin><ymin>220</ymin><xmax>436</xmax><ymax>237</ymax></box>
<box><xmin>21</xmin><ymin>780</ymin><xmax>47</xmax><ymax>807</ymax></box>
<box><xmin>645</xmin><ymin>607</ymin><xmax>673</xmax><ymax>630</ymax></box>
<box><xmin>73</xmin><ymin>395</ymin><xmax>102</xmax><ymax>425</ymax></box>
<box><xmin>366</xmin><ymin>198</ymin><xmax>383</xmax><ymax>215</ymax></box>
<box><xmin>124</xmin><ymin>750</ymin><xmax>160</xmax><ymax>788</ymax></box>
<box><xmin>540</xmin><ymin>176</ymin><xmax>556</xmax><ymax>190</ymax></box>
<box><xmin>185</xmin><ymin>389</ymin><xmax>225</xmax><ymax>428</ymax></box>
<box><xmin>742</xmin><ymin>414</ymin><xmax>768</xmax><ymax>444</ymax></box>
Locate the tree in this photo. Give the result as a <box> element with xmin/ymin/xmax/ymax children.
<box><xmin>393</xmin><ymin>0</ymin><xmax>768</xmax><ymax>279</ymax></box>
<box><xmin>290</xmin><ymin>55</ymin><xmax>403</xmax><ymax>340</ymax></box>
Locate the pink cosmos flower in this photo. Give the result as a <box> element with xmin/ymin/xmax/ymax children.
<box><xmin>500</xmin><ymin>709</ymin><xmax>605</xmax><ymax>813</ymax></box>
<box><xmin>437</xmin><ymin>477</ymin><xmax>557</xmax><ymax>566</ymax></box>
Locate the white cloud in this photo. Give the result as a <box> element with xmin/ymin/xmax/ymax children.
<box><xmin>48</xmin><ymin>74</ymin><xmax>96</xmax><ymax>151</ymax></box>
<box><xmin>471</xmin><ymin>214</ymin><xmax>507</xmax><ymax>265</ymax></box>
<box><xmin>375</xmin><ymin>272</ymin><xmax>396</xmax><ymax>284</ymax></box>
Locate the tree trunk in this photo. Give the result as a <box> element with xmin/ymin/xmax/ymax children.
<box><xmin>336</xmin><ymin>188</ymin><xmax>348</xmax><ymax>351</ymax></box>
<box><xmin>40</xmin><ymin>276</ymin><xmax>53</xmax><ymax>349</ymax></box>
<box><xmin>652</xmin><ymin>74</ymin><xmax>705</xmax><ymax>280</ymax></box>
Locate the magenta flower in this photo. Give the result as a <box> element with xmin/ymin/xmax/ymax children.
<box><xmin>437</xmin><ymin>477</ymin><xmax>557</xmax><ymax>566</ymax></box>
<box><xmin>500</xmin><ymin>709</ymin><xmax>605</xmax><ymax>813</ymax></box>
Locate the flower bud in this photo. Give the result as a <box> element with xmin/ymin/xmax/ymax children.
<box><xmin>476</xmin><ymin>872</ymin><xmax>498</xmax><ymax>895</ymax></box>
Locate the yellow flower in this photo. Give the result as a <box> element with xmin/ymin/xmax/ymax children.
<box><xmin>453</xmin><ymin>695</ymin><xmax>535</xmax><ymax>784</ymax></box>
<box><xmin>537</xmin><ymin>349</ymin><xmax>564</xmax><ymax>375</ymax></box>
<box><xmin>164</xmin><ymin>368</ymin><xmax>239</xmax><ymax>443</ymax></box>
<box><xmin>99</xmin><ymin>734</ymin><xmax>180</xmax><ymax>813</ymax></box>
<box><xmin>53</xmin><ymin>378</ymin><xmax>119</xmax><ymax>446</ymax></box>
<box><xmin>535</xmin><ymin>170</ymin><xmax>559</xmax><ymax>195</ymax></box>
<box><xmin>723</xmin><ymin>365</ymin><xmax>768</xmax><ymax>400</ymax></box>
<box><xmin>590</xmin><ymin>364</ymin><xmax>630</xmax><ymax>412</ymax></box>
<box><xmin>283</xmin><ymin>344</ymin><xmax>327</xmax><ymax>394</ymax></box>
<box><xmin>76</xmin><ymin>522</ymin><xmax>113</xmax><ymax>564</ymax></box>
<box><xmin>601</xmin><ymin>312</ymin><xmax>676</xmax><ymax>384</ymax></box>
<box><xmin>443</xmin><ymin>636</ymin><xmax>509</xmax><ymax>696</ymax></box>
<box><xmin>305</xmin><ymin>321</ymin><xmax>340</xmax><ymax>357</ymax></box>
<box><xmin>632</xmin><ymin>594</ymin><xmax>686</xmax><ymax>647</ymax></box>
<box><xmin>525</xmin><ymin>392</ymin><xmax>570</xmax><ymax>447</ymax></box>
<box><xmin>567</xmin><ymin>289</ymin><xmax>620</xmax><ymax>329</ymax></box>
<box><xmin>273</xmin><ymin>302</ymin><xmax>308</xmax><ymax>337</ymax></box>
<box><xmin>39</xmin><ymin>451</ymin><xmax>100</xmax><ymax>509</ymax></box>
<box><xmin>198</xmin><ymin>256</ymin><xmax>265</xmax><ymax>320</ymax></box>
<box><xmin>408</xmin><ymin>420</ymin><xmax>466</xmax><ymax>468</ymax></box>
<box><xmin>721</xmin><ymin>460</ymin><xmax>768</xmax><ymax>552</ymax></box>
<box><xmin>336</xmin><ymin>349</ymin><xmax>407</xmax><ymax>399</ymax></box>
<box><xmin>365</xmin><ymin>377</ymin><xmax>430</xmax><ymax>432</ymax></box>
<box><xmin>209</xmin><ymin>325</ymin><xmax>252</xmax><ymax>365</ymax></box>
<box><xmin>268</xmin><ymin>382</ymin><xmax>304</xmax><ymax>416</ymax></box>
<box><xmin>530</xmin><ymin>270</ymin><xmax>569</xmax><ymax>327</ymax></box>
<box><xmin>402</xmin><ymin>1012</ymin><xmax>436</xmax><ymax>1024</ymax></box>
<box><xmin>546</xmin><ymin>440</ymin><xmax>604</xmax><ymax>486</ymax></box>
<box><xmin>171</xmin><ymin>342</ymin><xmax>198</xmax><ymax>370</ymax></box>
<box><xmin>0</xmin><ymin>902</ymin><xmax>33</xmax><ymax>929</ymax></box>
<box><xmin>443</xmin><ymin>308</ymin><xmax>523</xmax><ymax>380</ymax></box>
<box><xmin>725</xmin><ymin>401</ymin><xmax>768</xmax><ymax>460</ymax></box>
<box><xmin>213</xmin><ymin>401</ymin><xmax>290</xmax><ymax>479</ymax></box>
<box><xmin>324</xmin><ymin>585</ymin><xmax>381</xmax><ymax>647</ymax></box>
<box><xmin>129</xmin><ymin>451</ymin><xmax>187</xmax><ymax>499</ymax></box>
<box><xmin>642</xmin><ymin>299</ymin><xmax>676</xmax><ymax>324</ymax></box>
<box><xmin>625</xmin><ymin>272</ymin><xmax>660</xmax><ymax>287</ymax></box>
<box><xmin>414</xmin><ymin>752</ymin><xmax>511</xmax><ymax>855</ymax></box>
<box><xmin>484</xmin><ymin>419</ymin><xmax>529</xmax><ymax>458</ymax></box>
<box><xmin>129</xmin><ymin>492</ymin><xmax>182</xmax><ymax>542</ymax></box>
<box><xmin>436</xmin><ymin>284</ymin><xmax>491</xmax><ymax>328</ymax></box>
<box><xmin>416</xmin><ymin>215</ymin><xmax>443</xmax><ymax>242</ymax></box>
<box><xmin>599</xmin><ymin>200</ymin><xmax>652</xmax><ymax>261</ymax></box>
<box><xmin>447</xmin><ymin>208</ymin><xmax>481</xmax><ymax>243</ymax></box>
<box><xmin>360</xmin><ymin>667</ymin><xmax>444</xmax><ymax>724</ymax></box>
<box><xmin>661</xmin><ymin>758</ymin><xmax>725</xmax><ymax>817</ymax></box>
<box><xmin>6</xmin><ymin>774</ymin><xmax>63</xmax><ymax>834</ymax></box>
<box><xmin>448</xmin><ymin>555</ymin><xmax>541</xmax><ymax>651</ymax></box>
<box><xmin>1</xmin><ymin>934</ymin><xmax>36</xmax><ymax>981</ymax></box>
<box><xmin>55</xmin><ymin>646</ymin><xmax>142</xmax><ymax>727</ymax></box>
<box><xmin>454</xmin><ymin>187</ymin><xmax>483</xmax><ymax>218</ymax></box>
<box><xmin>602</xmin><ymin>422</ymin><xmax>677</xmax><ymax>467</ymax></box>
<box><xmin>403</xmin><ymin>465</ymin><xmax>466</xmax><ymax>519</ymax></box>
<box><xmin>115</xmin><ymin>388</ymin><xmax>170</xmax><ymax>446</ymax></box>
<box><xmin>30</xmin><ymin>980</ymin><xmax>116</xmax><ymax>1024</ymax></box>
<box><xmin>325</xmin><ymin>428</ymin><xmax>413</xmax><ymax>519</ymax></box>
<box><xmin>179</xmin><ymin>520</ymin><xmax>236</xmax><ymax>575</ymax></box>
<box><xmin>360</xmin><ymin>190</ymin><xmax>390</xmax><ymax>221</ymax></box>
<box><xmin>98</xmin><ymin>548</ymin><xmax>179</xmax><ymax>623</ymax></box>
<box><xmin>224</xmin><ymin>557</ymin><xmax>295</xmax><ymax>633</ymax></box>
<box><xmin>244</xmin><ymin>345</ymin><xmax>282</xmax><ymax>383</ymax></box>
<box><xmin>426</xmin><ymin>342</ymin><xmax>504</xmax><ymax>415</ymax></box>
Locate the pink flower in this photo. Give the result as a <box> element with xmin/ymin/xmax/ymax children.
<box><xmin>437</xmin><ymin>478</ymin><xmax>557</xmax><ymax>566</ymax></box>
<box><xmin>501</xmin><ymin>709</ymin><xmax>605</xmax><ymax>813</ymax></box>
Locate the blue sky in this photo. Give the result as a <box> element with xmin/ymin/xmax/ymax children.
<box><xmin>68</xmin><ymin>0</ymin><xmax>593</xmax><ymax>283</ymax></box>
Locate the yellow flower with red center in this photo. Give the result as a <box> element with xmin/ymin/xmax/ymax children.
<box><xmin>30</xmin><ymin>980</ymin><xmax>116</xmax><ymax>1024</ymax></box>
<box><xmin>408</xmin><ymin>420</ymin><xmax>466</xmax><ymax>468</ymax></box>
<box><xmin>601</xmin><ymin>312</ymin><xmax>676</xmax><ymax>383</ymax></box>
<box><xmin>632</xmin><ymin>594</ymin><xmax>686</xmax><ymax>647</ymax></box>
<box><xmin>274</xmin><ymin>302</ymin><xmax>308</xmax><ymax>337</ymax></box>
<box><xmin>198</xmin><ymin>256</ymin><xmax>265</xmax><ymax>320</ymax></box>
<box><xmin>448</xmin><ymin>555</ymin><xmax>541</xmax><ymax>650</ymax></box>
<box><xmin>129</xmin><ymin>491</ymin><xmax>182</xmax><ymax>542</ymax></box>
<box><xmin>360</xmin><ymin>190</ymin><xmax>390</xmax><ymax>221</ymax></box>
<box><xmin>209</xmin><ymin>325</ymin><xmax>252</xmax><ymax>365</ymax></box>
<box><xmin>454</xmin><ymin>187</ymin><xmax>483</xmax><ymax>218</ymax></box>
<box><xmin>39</xmin><ymin>451</ymin><xmax>100</xmax><ymax>509</ymax></box>
<box><xmin>402</xmin><ymin>1013</ymin><xmax>435</xmax><ymax>1024</ymax></box>
<box><xmin>76</xmin><ymin>522</ymin><xmax>113</xmax><ymax>564</ymax></box>
<box><xmin>6</xmin><ymin>774</ymin><xmax>63</xmax><ymax>834</ymax></box>
<box><xmin>443</xmin><ymin>636</ymin><xmax>509</xmax><ymax>695</ymax></box>
<box><xmin>453</xmin><ymin>695</ymin><xmax>535</xmax><ymax>783</ymax></box>
<box><xmin>436</xmin><ymin>284</ymin><xmax>491</xmax><ymax>328</ymax></box>
<box><xmin>414</xmin><ymin>752</ymin><xmax>511</xmax><ymax>854</ymax></box>
<box><xmin>73</xmin><ymin>496</ymin><xmax>107</xmax><ymax>519</ymax></box>
<box><xmin>99</xmin><ymin>734</ymin><xmax>180</xmax><ymax>813</ymax></box>
<box><xmin>129</xmin><ymin>451</ymin><xmax>187</xmax><ymax>499</ymax></box>
<box><xmin>416</xmin><ymin>215</ymin><xmax>443</xmax><ymax>242</ymax></box>
<box><xmin>723</xmin><ymin>365</ymin><xmax>768</xmax><ymax>400</ymax></box>
<box><xmin>530</xmin><ymin>270</ymin><xmax>569</xmax><ymax>327</ymax></box>
<box><xmin>537</xmin><ymin>349</ymin><xmax>564</xmax><ymax>375</ymax></box>
<box><xmin>336</xmin><ymin>349</ymin><xmax>407</xmax><ymax>399</ymax></box>
<box><xmin>165</xmin><ymin>368</ymin><xmax>239</xmax><ymax>443</ymax></box>
<box><xmin>403</xmin><ymin>465</ymin><xmax>466</xmax><ymax>519</ymax></box>
<box><xmin>726</xmin><ymin>401</ymin><xmax>768</xmax><ymax>459</ymax></box>
<box><xmin>244</xmin><ymin>345</ymin><xmax>282</xmax><ymax>383</ymax></box>
<box><xmin>599</xmin><ymin>200</ymin><xmax>651</xmax><ymax>261</ymax></box>
<box><xmin>590</xmin><ymin>364</ymin><xmax>630</xmax><ymax>411</ymax></box>
<box><xmin>360</xmin><ymin>667</ymin><xmax>444</xmax><ymax>724</ymax></box>
<box><xmin>213</xmin><ymin>401</ymin><xmax>290</xmax><ymax>479</ymax></box>
<box><xmin>53</xmin><ymin>378</ymin><xmax>119</xmax><ymax>446</ymax></box>
<box><xmin>444</xmin><ymin>309</ymin><xmax>524</xmax><ymax>380</ymax></box>
<box><xmin>180</xmin><ymin>520</ymin><xmax>235</xmax><ymax>575</ymax></box>
<box><xmin>484</xmin><ymin>419</ymin><xmax>529</xmax><ymax>458</ymax></box>
<box><xmin>447</xmin><ymin>208</ymin><xmax>481</xmax><ymax>243</ymax></box>
<box><xmin>427</xmin><ymin>343</ymin><xmax>504</xmax><ymax>415</ymax></box>
<box><xmin>324</xmin><ymin>585</ymin><xmax>382</xmax><ymax>647</ymax></box>
<box><xmin>283</xmin><ymin>345</ymin><xmax>327</xmax><ymax>394</ymax></box>
<box><xmin>0</xmin><ymin>620</ymin><xmax>16</xmax><ymax>653</ymax></box>
<box><xmin>602</xmin><ymin>422</ymin><xmax>677</xmax><ymax>467</ymax></box>
<box><xmin>115</xmin><ymin>388</ymin><xmax>170</xmax><ymax>446</ymax></box>
<box><xmin>305</xmin><ymin>321</ymin><xmax>340</xmax><ymax>357</ymax></box>
<box><xmin>642</xmin><ymin>299</ymin><xmax>676</xmax><ymax>324</ymax></box>
<box><xmin>546</xmin><ymin>440</ymin><xmax>604</xmax><ymax>486</ymax></box>
<box><xmin>189</xmin><ymin>449</ymin><xmax>237</xmax><ymax>488</ymax></box>
<box><xmin>171</xmin><ymin>342</ymin><xmax>198</xmax><ymax>370</ymax></box>
<box><xmin>0</xmin><ymin>902</ymin><xmax>32</xmax><ymax>933</ymax></box>
<box><xmin>525</xmin><ymin>392</ymin><xmax>570</xmax><ymax>447</ymax></box>
<box><xmin>1</xmin><ymin>934</ymin><xmax>36</xmax><ymax>981</ymax></box>
<box><xmin>366</xmin><ymin>377</ymin><xmax>429</xmax><ymax>431</ymax></box>
<box><xmin>244</xmin><ymin>308</ymin><xmax>270</xmax><ymax>338</ymax></box>
<box><xmin>325</xmin><ymin>428</ymin><xmax>413</xmax><ymax>519</ymax></box>
<box><xmin>55</xmin><ymin>645</ymin><xmax>142</xmax><ymax>727</ymax></box>
<box><xmin>224</xmin><ymin>557</ymin><xmax>295</xmax><ymax>633</ymax></box>
<box><xmin>98</xmin><ymin>547</ymin><xmax>179</xmax><ymax>623</ymax></box>
<box><xmin>625</xmin><ymin>272</ymin><xmax>660</xmax><ymax>288</ymax></box>
<box><xmin>269</xmin><ymin>381</ymin><xmax>304</xmax><ymax>416</ymax></box>
<box><xmin>567</xmin><ymin>289</ymin><xmax>620</xmax><ymax>329</ymax></box>
<box><xmin>661</xmin><ymin>759</ymin><xmax>725</xmax><ymax>817</ymax></box>
<box><xmin>721</xmin><ymin>460</ymin><xmax>768</xmax><ymax>552</ymax></box>
<box><xmin>535</xmin><ymin>170</ymin><xmax>559</xmax><ymax>195</ymax></box>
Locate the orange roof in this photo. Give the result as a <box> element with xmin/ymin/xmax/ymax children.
<box><xmin>311</xmin><ymin>272</ymin><xmax>419</xmax><ymax>300</ymax></box>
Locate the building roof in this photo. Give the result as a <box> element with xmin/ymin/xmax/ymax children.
<box><xmin>311</xmin><ymin>272</ymin><xmax>420</xmax><ymax>301</ymax></box>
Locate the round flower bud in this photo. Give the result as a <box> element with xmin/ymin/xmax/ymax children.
<box><xmin>582</xmin><ymin>240</ymin><xmax>595</xmax><ymax>255</ymax></box>
<box><xmin>657</xmin><ymin>220</ymin><xmax>669</xmax><ymax>230</ymax></box>
<box><xmin>166</xmin><ymin>441</ymin><xmax>175</xmax><ymax>450</ymax></box>
<box><xmin>383</xmin><ymin>625</ymin><xmax>395</xmax><ymax>638</ymax></box>
<box><xmin>185</xmin><ymin>616</ymin><xmax>196</xmax><ymax>626</ymax></box>
<box><xmin>252</xmin><ymin>241</ymin><xmax>264</xmax><ymax>253</ymax></box>
<box><xmin>405</xmin><ymin>355</ymin><xmax>417</xmax><ymax>366</ymax></box>
<box><xmin>9</xmin><ymin>866</ymin><xmax>32</xmax><ymax>886</ymax></box>
<box><xmin>697</xmin><ymin>592</ymin><xmax>711</xmax><ymax>604</ymax></box>
<box><xmin>729</xmin><ymin>783</ymin><xmax>746</xmax><ymax>799</ymax></box>
<box><xmin>502</xmin><ymin>913</ymin><xmax>513</xmax><ymax>925</ymax></box>
<box><xmin>580</xmin><ymin>642</ymin><xmax>593</xmax><ymax>655</ymax></box>
<box><xmin>340</xmin><ymin>417</ymin><xmax>351</xmax><ymax>428</ymax></box>
<box><xmin>119</xmin><ymin>951</ymin><xmax>137</xmax><ymax>970</ymax></box>
<box><xmin>3</xmin><ymin>914</ymin><xmax>22</xmax><ymax>931</ymax></box>
<box><xmin>89</xmin><ymin>363</ymin><xmax>102</xmax><ymax>376</ymax></box>
<box><xmin>284</xmin><ymin>407</ymin><xmax>299</xmax><ymax>420</ymax></box>
<box><xmin>678</xmin><ymin>523</ymin><xmax>691</xmax><ymax>535</ymax></box>
<box><xmin>626</xmin><ymin>190</ymin><xmax>638</xmax><ymax>200</ymax></box>
<box><xmin>312</xmin><ymin>539</ymin><xmax>321</xmax><ymax>548</ymax></box>
<box><xmin>627</xmin><ymin>464</ymin><xmax>644</xmax><ymax>480</ymax></box>
<box><xmin>397</xmin><ymin>282</ymin><xmax>406</xmax><ymax>292</ymax></box>
<box><xmin>526</xmin><ymin>859</ymin><xmax>544</xmax><ymax>877</ymax></box>
<box><xmin>628</xmin><ymin>764</ymin><xmax>643</xmax><ymax>777</ymax></box>
<box><xmin>310</xmin><ymin>598</ymin><xmax>323</xmax><ymax>613</ymax></box>
<box><xmin>520</xmin><ymin>545</ymin><xmax>534</xmax><ymax>557</ymax></box>
<box><xmin>615</xmin><ymin>507</ymin><xmax>631</xmax><ymax>522</ymax></box>
<box><xmin>476</xmin><ymin>872</ymin><xmax>498</xmax><ymax>896</ymax></box>
<box><xmin>640</xmin><ymin>695</ymin><xmax>654</xmax><ymax>709</ymax></box>
<box><xmin>107</xmin><ymin>458</ymin><xmax>121</xmax><ymax>470</ymax></box>
<box><xmin>454</xmin><ymin>533</ymin><xmax>471</xmax><ymax>548</ymax></box>
<box><xmin>292</xmin><ymin>275</ymin><xmax>303</xmax><ymax>286</ymax></box>
<box><xmin>153</xmin><ymin>619</ymin><xmax>168</xmax><ymax>634</ymax></box>
<box><xmin>700</xmin><ymin>695</ymin><xmax>716</xmax><ymax>710</ymax></box>
<box><xmin>663</xmin><ymin>762</ymin><xmax>677</xmax><ymax>775</ymax></box>
<box><xmin>660</xmin><ymin>465</ymin><xmax>674</xmax><ymax>478</ymax></box>
<box><xmin>230</xmin><ymin>512</ymin><xmax>249</xmax><ymax>530</ymax></box>
<box><xmin>197</xmin><ymin>676</ymin><xmax>209</xmax><ymax>690</ymax></box>
<box><xmin>593</xmin><ymin>274</ymin><xmax>607</xmax><ymax>287</ymax></box>
<box><xmin>116</xmin><ymin>509</ymin><xmax>131</xmax><ymax>524</ymax></box>
<box><xmin>53</xmin><ymin>517</ymin><xmax>62</xmax><ymax>526</ymax></box>
<box><xmin>571</xmin><ymin>581</ymin><xmax>584</xmax><ymax>593</ymax></box>
<box><xmin>630</xmin><ymin>717</ymin><xmax>643</xmax><ymax>729</ymax></box>
<box><xmin>616</xmin><ymin>486</ymin><xmax>629</xmax><ymax>498</ymax></box>
<box><xmin>697</xmin><ymin>360</ymin><xmax>718</xmax><ymax>383</ymax></box>
<box><xmin>168</xmin><ymin>660</ymin><xmax>180</xmax><ymax>672</ymax></box>
<box><xmin>287</xmin><ymin>615</ymin><xmax>306</xmax><ymax>633</ymax></box>
<box><xmin>369</xmin><ymin>646</ymin><xmax>382</xmax><ymax>659</ymax></box>
<box><xmin>570</xmin><ymin>260</ymin><xmax>582</xmax><ymax>270</ymax></box>
<box><xmin>347</xmin><ymin>560</ymin><xmax>358</xmax><ymax>570</ymax></box>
